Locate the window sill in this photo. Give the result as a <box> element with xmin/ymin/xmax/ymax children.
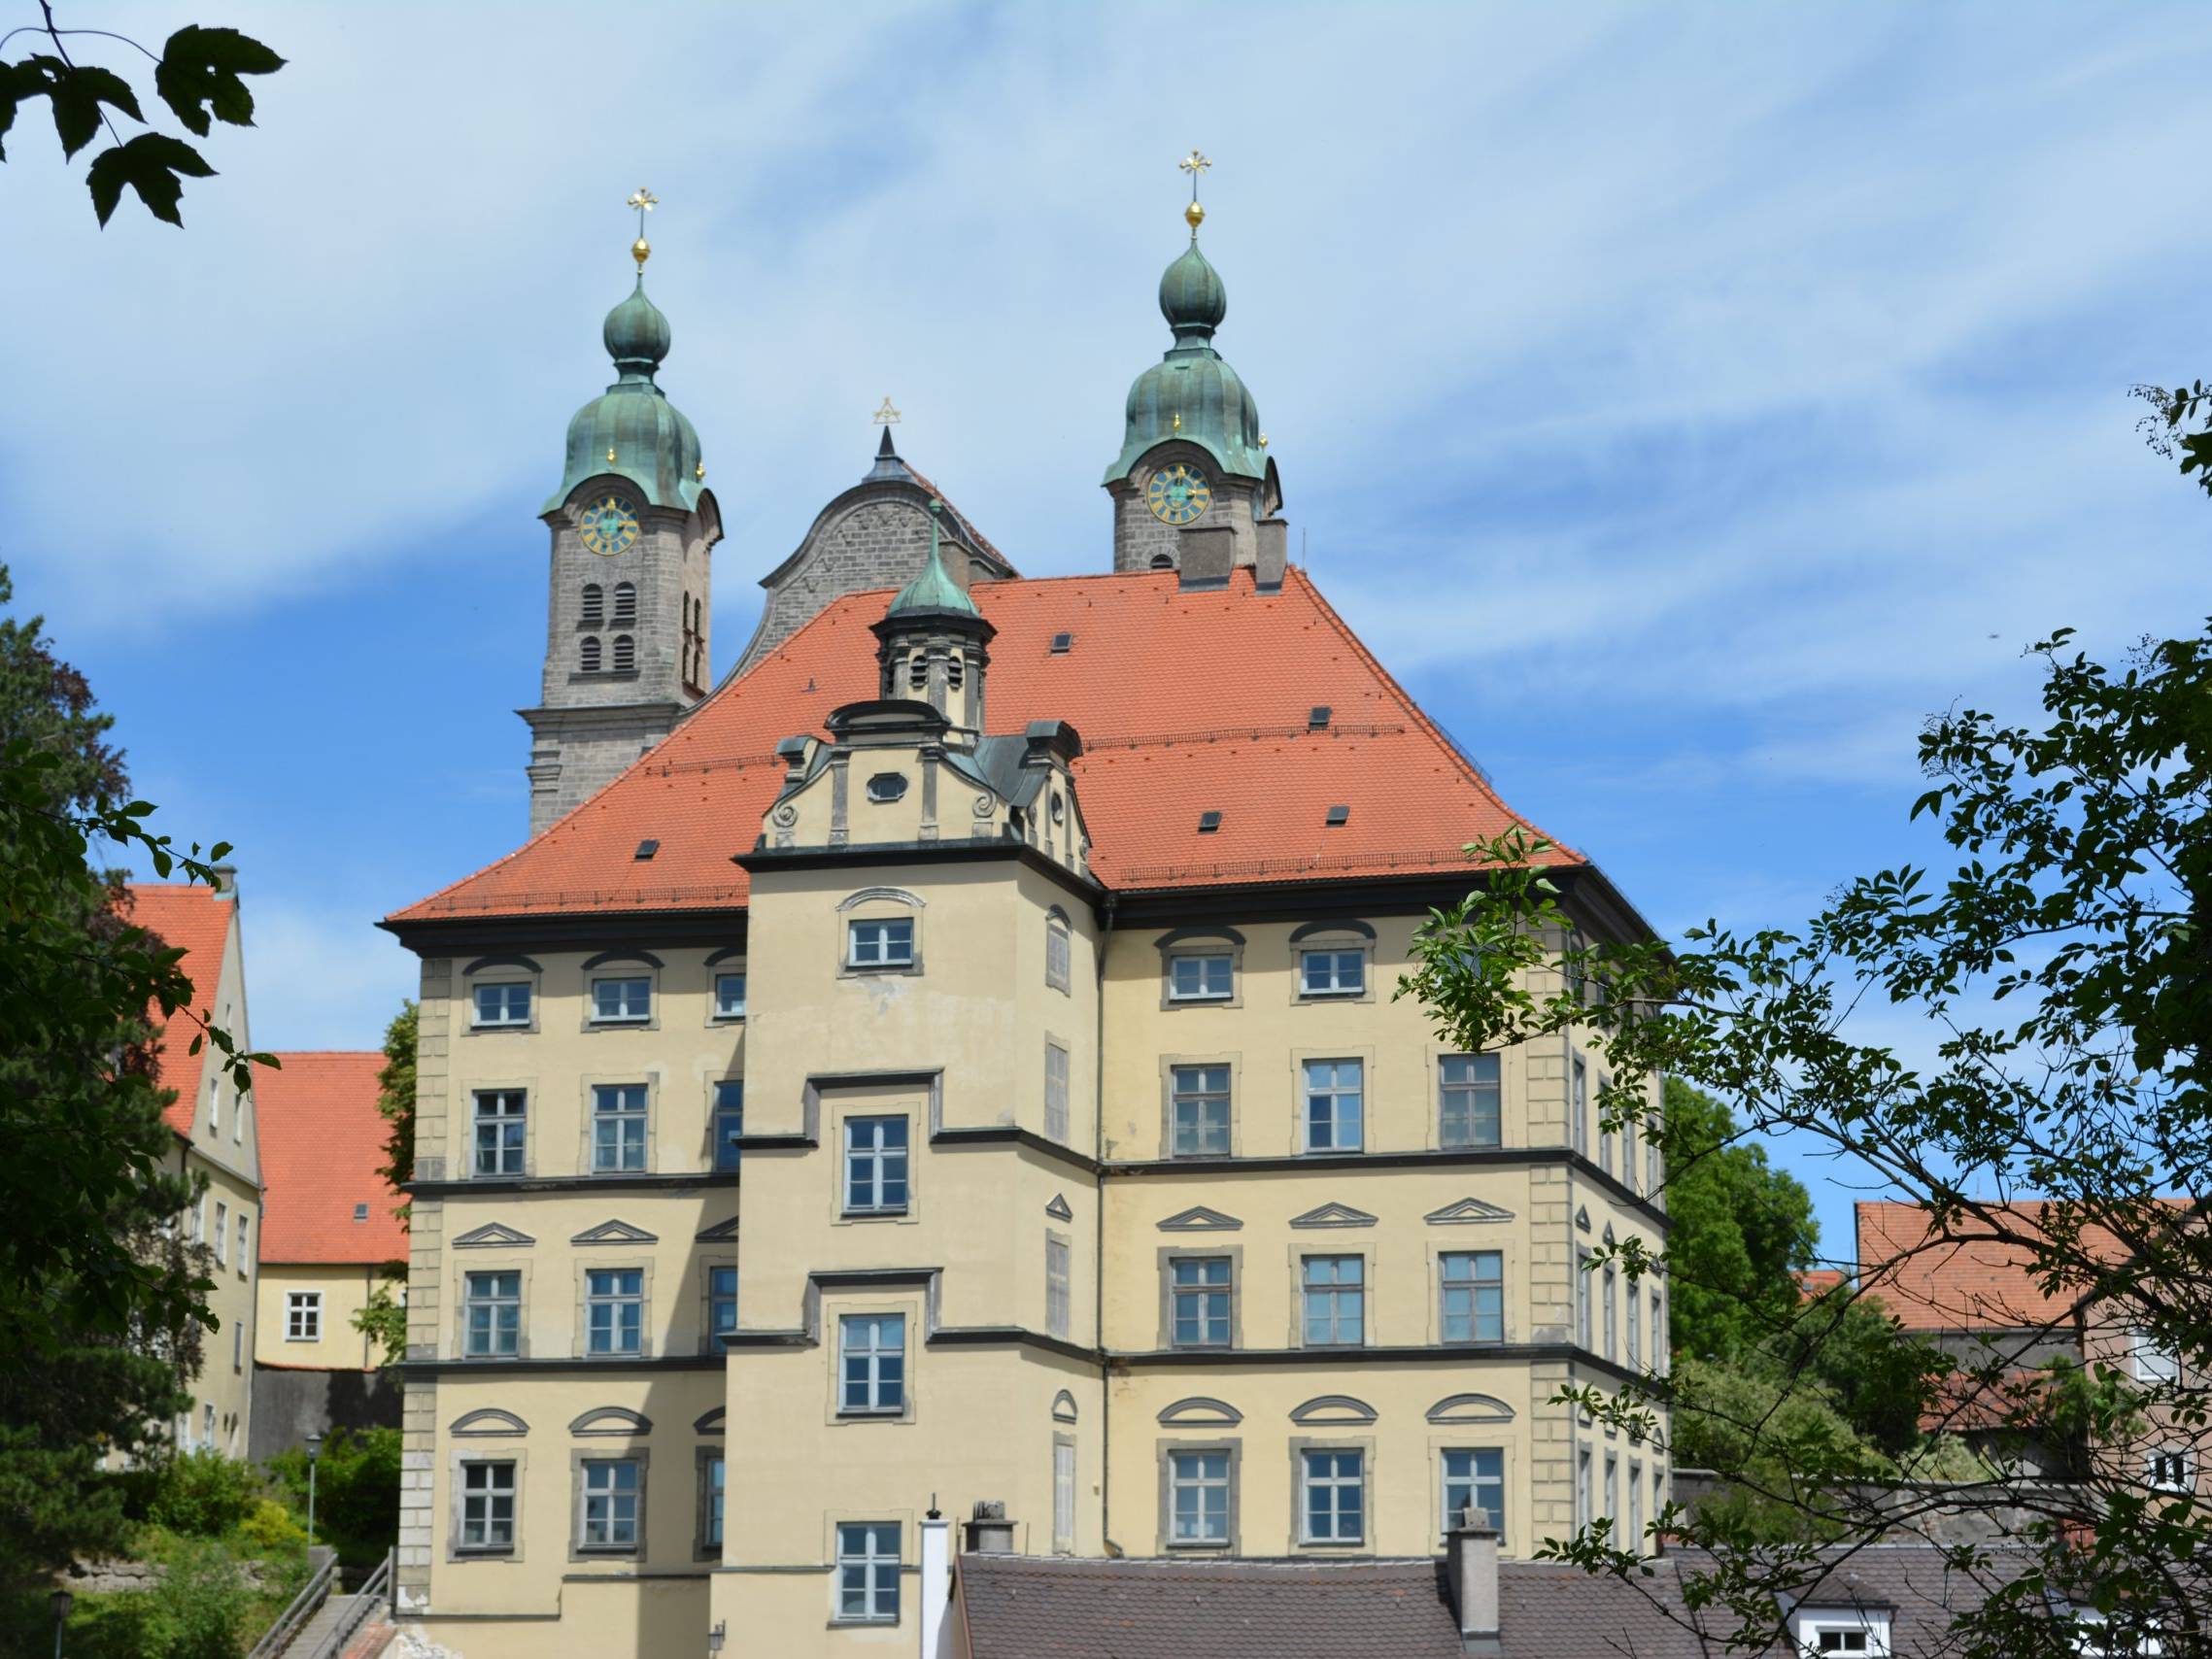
<box><xmin>586</xmin><ymin>1019</ymin><xmax>656</xmax><ymax>1031</ymax></box>
<box><xmin>841</xmin><ymin>1208</ymin><xmax>910</xmax><ymax>1221</ymax></box>
<box><xmin>589</xmin><ymin>1168</ymin><xmax>653</xmax><ymax>1179</ymax></box>
<box><xmin>1165</xmin><ymin>1540</ymin><xmax>1233</xmax><ymax>1552</ymax></box>
<box><xmin>1299</xmin><ymin>1539</ymin><xmax>1367</xmax><ymax>1550</ymax></box>
<box><xmin>1165</xmin><ymin>996</ymin><xmax>1234</xmax><ymax>1007</ymax></box>
<box><xmin>829</xmin><ymin>1617</ymin><xmax>901</xmax><ymax>1629</ymax></box>
<box><xmin>710</xmin><ymin>1013</ymin><xmax>748</xmax><ymax>1025</ymax></box>
<box><xmin>467</xmin><ymin>1023</ymin><xmax>537</xmax><ymax>1035</ymax></box>
<box><xmin>842</xmin><ymin>962</ymin><xmax>919</xmax><ymax>976</ymax></box>
<box><xmin>835</xmin><ymin>1409</ymin><xmax>907</xmax><ymax>1422</ymax></box>
<box><xmin>455</xmin><ymin>1546</ymin><xmax>515</xmax><ymax>1559</ymax></box>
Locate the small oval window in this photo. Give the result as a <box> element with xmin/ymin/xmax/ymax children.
<box><xmin>866</xmin><ymin>773</ymin><xmax>909</xmax><ymax>803</ymax></box>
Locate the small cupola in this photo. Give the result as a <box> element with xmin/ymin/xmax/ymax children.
<box><xmin>870</xmin><ymin>500</ymin><xmax>995</xmax><ymax>747</ymax></box>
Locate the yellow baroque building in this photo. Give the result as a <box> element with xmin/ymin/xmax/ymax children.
<box><xmin>381</xmin><ymin>204</ymin><xmax>1669</xmax><ymax>1658</ymax></box>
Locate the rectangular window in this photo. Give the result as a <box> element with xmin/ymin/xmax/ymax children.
<box><xmin>1627</xmin><ymin>1284</ymin><xmax>1642</xmax><ymax>1370</ymax></box>
<box><xmin>1046</xmin><ymin>1236</ymin><xmax>1072</xmax><ymax>1339</ymax></box>
<box><xmin>1601</xmin><ymin>1120</ymin><xmax>1616</xmax><ymax>1174</ymax></box>
<box><xmin>843</xmin><ymin>1116</ymin><xmax>909</xmax><ymax>1214</ymax></box>
<box><xmin>2148</xmin><ymin>1448</ymin><xmax>2194</xmax><ymax>1490</ymax></box>
<box><xmin>835</xmin><ymin>1522</ymin><xmax>900</xmax><ymax>1622</ymax></box>
<box><xmin>1167</xmin><ymin>953</ymin><xmax>1233</xmax><ymax>1001</ymax></box>
<box><xmin>708</xmin><ymin>1266</ymin><xmax>737</xmax><ymax>1352</ymax></box>
<box><xmin>1302</xmin><ymin>1059</ymin><xmax>1364</xmax><ymax>1152</ymax></box>
<box><xmin>1648</xmin><ymin>1124</ymin><xmax>1662</xmax><ymax>1193</ymax></box>
<box><xmin>472</xmin><ymin>981</ymin><xmax>531</xmax><ymax>1028</ymax></box>
<box><xmin>463</xmin><ymin>1270</ymin><xmax>521</xmax><ymax>1357</ymax></box>
<box><xmin>1651</xmin><ymin>1292</ymin><xmax>1666</xmax><ymax>1375</ymax></box>
<box><xmin>1629</xmin><ymin>1459</ymin><xmax>1644</xmax><ymax>1550</ymax></box>
<box><xmin>232</xmin><ymin>1320</ymin><xmax>244</xmax><ymax>1370</ymax></box>
<box><xmin>703</xmin><ymin>1454</ymin><xmax>726</xmax><ymax>1549</ymax></box>
<box><xmin>1572</xmin><ymin>1056</ymin><xmax>1588</xmax><ymax>1155</ymax></box>
<box><xmin>591</xmin><ymin>1084</ymin><xmax>648</xmax><ymax>1172</ymax></box>
<box><xmin>473</xmin><ymin>1089</ymin><xmax>527</xmax><ymax>1177</ymax></box>
<box><xmin>1044</xmin><ymin>1043</ymin><xmax>1071</xmax><ymax>1143</ymax></box>
<box><xmin>1622</xmin><ymin>1116</ymin><xmax>1639</xmax><ymax>1194</ymax></box>
<box><xmin>1302</xmin><ymin>1448</ymin><xmax>1365</xmax><ymax>1544</ymax></box>
<box><xmin>586</xmin><ymin>1268</ymin><xmax>644</xmax><ymax>1356</ymax></box>
<box><xmin>1169</xmin><ymin>1065</ymin><xmax>1230</xmax><ymax>1157</ymax></box>
<box><xmin>1442</xmin><ymin>1447</ymin><xmax>1505</xmax><ymax>1536</ymax></box>
<box><xmin>847</xmin><ymin>918</ymin><xmax>914</xmax><ymax>968</ymax></box>
<box><xmin>1301</xmin><ymin>1255</ymin><xmax>1366</xmax><ymax>1346</ymax></box>
<box><xmin>1442</xmin><ymin>1250</ymin><xmax>1504</xmax><ymax>1343</ymax></box>
<box><xmin>287</xmin><ymin>1290</ymin><xmax>323</xmax><ymax>1341</ymax></box>
<box><xmin>1299</xmin><ymin>948</ymin><xmax>1365</xmax><ymax>996</ymax></box>
<box><xmin>1046</xmin><ymin>921</ymin><xmax>1072</xmax><ymax>991</ymax></box>
<box><xmin>591</xmin><ymin>976</ymin><xmax>652</xmax><ymax>1024</ymax></box>
<box><xmin>580</xmin><ymin>1459</ymin><xmax>639</xmax><ymax>1550</ymax></box>
<box><xmin>712</xmin><ymin>1080</ymin><xmax>743</xmax><ymax>1173</ymax></box>
<box><xmin>2133</xmin><ymin>1330</ymin><xmax>2180</xmax><ymax>1383</ymax></box>
<box><xmin>714</xmin><ymin>970</ymin><xmax>747</xmax><ymax>1019</ymax></box>
<box><xmin>215</xmin><ymin>1202</ymin><xmax>229</xmax><ymax>1267</ymax></box>
<box><xmin>1168</xmin><ymin>1450</ymin><xmax>1231</xmax><ymax>1545</ymax></box>
<box><xmin>1170</xmin><ymin>1256</ymin><xmax>1232</xmax><ymax>1347</ymax></box>
<box><xmin>1439</xmin><ymin>1053</ymin><xmax>1502</xmax><ymax>1148</ymax></box>
<box><xmin>188</xmin><ymin>1200</ymin><xmax>203</xmax><ymax>1244</ymax></box>
<box><xmin>839</xmin><ymin>1314</ymin><xmax>905</xmax><ymax>1414</ymax></box>
<box><xmin>1604</xmin><ymin>1452</ymin><xmax>1618</xmax><ymax>1524</ymax></box>
<box><xmin>459</xmin><ymin>1461</ymin><xmax>516</xmax><ymax>1552</ymax></box>
<box><xmin>1576</xmin><ymin>1446</ymin><xmax>1592</xmax><ymax>1531</ymax></box>
<box><xmin>1053</xmin><ymin>1440</ymin><xmax>1076</xmax><ymax>1552</ymax></box>
<box><xmin>1604</xmin><ymin>1263</ymin><xmax>1617</xmax><ymax>1361</ymax></box>
<box><xmin>208</xmin><ymin>1078</ymin><xmax>220</xmax><ymax>1138</ymax></box>
<box><xmin>1576</xmin><ymin>1249</ymin><xmax>1593</xmax><ymax>1349</ymax></box>
<box><xmin>236</xmin><ymin>1214</ymin><xmax>249</xmax><ymax>1277</ymax></box>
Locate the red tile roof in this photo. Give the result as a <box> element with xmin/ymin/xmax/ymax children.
<box><xmin>391</xmin><ymin>568</ymin><xmax>1578</xmax><ymax>925</ymax></box>
<box><xmin>1855</xmin><ymin>1201</ymin><xmax>2135</xmax><ymax>1332</ymax></box>
<box><xmin>1797</xmin><ymin>1268</ymin><xmax>1847</xmax><ymax>1299</ymax></box>
<box><xmin>123</xmin><ymin>883</ymin><xmax>237</xmax><ymax>1136</ymax></box>
<box><xmin>256</xmin><ymin>1052</ymin><xmax>406</xmax><ymax>1264</ymax></box>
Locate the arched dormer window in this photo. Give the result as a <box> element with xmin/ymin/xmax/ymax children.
<box><xmin>580</xmin><ymin>636</ymin><xmax>602</xmax><ymax>673</ymax></box>
<box><xmin>613</xmin><ymin>581</ymin><xmax>637</xmax><ymax>625</ymax></box>
<box><xmin>613</xmin><ymin>634</ymin><xmax>636</xmax><ymax>672</ymax></box>
<box><xmin>581</xmin><ymin>584</ymin><xmax>604</xmax><ymax>626</ymax></box>
<box><xmin>1149</xmin><ymin>554</ymin><xmax>1174</xmax><ymax>571</ymax></box>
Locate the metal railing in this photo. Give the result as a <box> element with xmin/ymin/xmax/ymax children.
<box><xmin>304</xmin><ymin>1547</ymin><xmax>393</xmax><ymax>1659</ymax></box>
<box><xmin>245</xmin><ymin>1548</ymin><xmax>335</xmax><ymax>1659</ymax></box>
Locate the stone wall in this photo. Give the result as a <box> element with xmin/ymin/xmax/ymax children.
<box><xmin>248</xmin><ymin>1365</ymin><xmax>403</xmax><ymax>1461</ymax></box>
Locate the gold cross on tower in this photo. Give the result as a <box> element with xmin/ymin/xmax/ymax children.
<box><xmin>872</xmin><ymin>396</ymin><xmax>902</xmax><ymax>426</ymax></box>
<box><xmin>1178</xmin><ymin>149</ymin><xmax>1210</xmax><ymax>236</ymax></box>
<box><xmin>628</xmin><ymin>186</ymin><xmax>659</xmax><ymax>270</ymax></box>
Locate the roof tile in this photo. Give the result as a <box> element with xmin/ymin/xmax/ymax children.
<box><xmin>255</xmin><ymin>1052</ymin><xmax>405</xmax><ymax>1264</ymax></box>
<box><xmin>123</xmin><ymin>883</ymin><xmax>236</xmax><ymax>1136</ymax></box>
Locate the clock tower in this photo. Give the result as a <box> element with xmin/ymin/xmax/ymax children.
<box><xmin>521</xmin><ymin>207</ymin><xmax>722</xmax><ymax>836</ymax></box>
<box><xmin>1105</xmin><ymin>154</ymin><xmax>1287</xmax><ymax>590</ymax></box>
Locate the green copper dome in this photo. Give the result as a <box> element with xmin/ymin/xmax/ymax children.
<box><xmin>543</xmin><ymin>278</ymin><xmax>705</xmax><ymax>514</ymax></box>
<box><xmin>1105</xmin><ymin>237</ymin><xmax>1265</xmax><ymax>485</ymax></box>
<box><xmin>887</xmin><ymin>501</ymin><xmax>979</xmax><ymax>618</ymax></box>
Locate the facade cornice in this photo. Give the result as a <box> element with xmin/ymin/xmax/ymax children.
<box><xmin>406</xmin><ymin>1172</ymin><xmax>740</xmax><ymax>1199</ymax></box>
<box><xmin>402</xmin><ymin>1354</ymin><xmax>728</xmax><ymax>1378</ymax></box>
<box><xmin>380</xmin><ymin>908</ymin><xmax>747</xmax><ymax>959</ymax></box>
<box><xmin>737</xmin><ymin>837</ymin><xmax>1106</xmax><ymax>908</ymax></box>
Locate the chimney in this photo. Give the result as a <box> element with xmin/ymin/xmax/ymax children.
<box><xmin>918</xmin><ymin>1505</ymin><xmax>951</xmax><ymax>1659</ymax></box>
<box><xmin>963</xmin><ymin>1499</ymin><xmax>1015</xmax><ymax>1555</ymax></box>
<box><xmin>210</xmin><ymin>863</ymin><xmax>238</xmax><ymax>898</ymax></box>
<box><xmin>1446</xmin><ymin>1506</ymin><xmax>1501</xmax><ymax>1651</ymax></box>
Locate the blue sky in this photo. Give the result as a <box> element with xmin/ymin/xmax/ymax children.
<box><xmin>6</xmin><ymin>3</ymin><xmax>2210</xmax><ymax>1259</ymax></box>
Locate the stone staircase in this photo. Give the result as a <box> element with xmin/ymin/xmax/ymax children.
<box><xmin>247</xmin><ymin>1549</ymin><xmax>394</xmax><ymax>1659</ymax></box>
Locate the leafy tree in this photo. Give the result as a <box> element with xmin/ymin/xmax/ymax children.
<box><xmin>351</xmin><ymin>1000</ymin><xmax>414</xmax><ymax>1367</ymax></box>
<box><xmin>268</xmin><ymin>1428</ymin><xmax>399</xmax><ymax>1568</ymax></box>
<box><xmin>0</xmin><ymin>5</ymin><xmax>281</xmax><ymax>225</ymax></box>
<box><xmin>1403</xmin><ymin>573</ymin><xmax>2207</xmax><ymax>1656</ymax></box>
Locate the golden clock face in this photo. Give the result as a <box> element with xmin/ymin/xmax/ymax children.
<box><xmin>1145</xmin><ymin>461</ymin><xmax>1212</xmax><ymax>525</ymax></box>
<box><xmin>578</xmin><ymin>495</ymin><xmax>640</xmax><ymax>558</ymax></box>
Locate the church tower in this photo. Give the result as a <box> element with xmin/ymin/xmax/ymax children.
<box><xmin>1105</xmin><ymin>153</ymin><xmax>1287</xmax><ymax>589</ymax></box>
<box><xmin>521</xmin><ymin>195</ymin><xmax>722</xmax><ymax>835</ymax></box>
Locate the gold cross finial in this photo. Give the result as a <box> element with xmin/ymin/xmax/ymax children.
<box><xmin>872</xmin><ymin>396</ymin><xmax>902</xmax><ymax>426</ymax></box>
<box><xmin>1178</xmin><ymin>150</ymin><xmax>1209</xmax><ymax>236</ymax></box>
<box><xmin>628</xmin><ymin>186</ymin><xmax>658</xmax><ymax>270</ymax></box>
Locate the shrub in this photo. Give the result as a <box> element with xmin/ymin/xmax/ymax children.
<box><xmin>136</xmin><ymin>1539</ymin><xmax>252</xmax><ymax>1659</ymax></box>
<box><xmin>267</xmin><ymin>1427</ymin><xmax>400</xmax><ymax>1565</ymax></box>
<box><xmin>146</xmin><ymin>1448</ymin><xmax>264</xmax><ymax>1538</ymax></box>
<box><xmin>235</xmin><ymin>1496</ymin><xmax>308</xmax><ymax>1555</ymax></box>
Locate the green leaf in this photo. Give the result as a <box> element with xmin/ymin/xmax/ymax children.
<box><xmin>85</xmin><ymin>132</ymin><xmax>216</xmax><ymax>227</ymax></box>
<box><xmin>43</xmin><ymin>59</ymin><xmax>144</xmax><ymax>159</ymax></box>
<box><xmin>153</xmin><ymin>25</ymin><xmax>285</xmax><ymax>138</ymax></box>
<box><xmin>0</xmin><ymin>58</ymin><xmax>50</xmax><ymax>162</ymax></box>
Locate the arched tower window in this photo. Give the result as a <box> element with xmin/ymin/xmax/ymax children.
<box><xmin>946</xmin><ymin>654</ymin><xmax>964</xmax><ymax>691</ymax></box>
<box><xmin>613</xmin><ymin>634</ymin><xmax>636</xmax><ymax>673</ymax></box>
<box><xmin>1149</xmin><ymin>554</ymin><xmax>1175</xmax><ymax>571</ymax></box>
<box><xmin>613</xmin><ymin>582</ymin><xmax>637</xmax><ymax>625</ymax></box>
<box><xmin>579</xmin><ymin>636</ymin><xmax>602</xmax><ymax>673</ymax></box>
<box><xmin>908</xmin><ymin>650</ymin><xmax>928</xmax><ymax>694</ymax></box>
<box><xmin>581</xmin><ymin>584</ymin><xmax>604</xmax><ymax>626</ymax></box>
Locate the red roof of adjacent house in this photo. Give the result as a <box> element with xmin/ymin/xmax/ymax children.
<box><xmin>1855</xmin><ymin>1201</ymin><xmax>2137</xmax><ymax>1332</ymax></box>
<box><xmin>390</xmin><ymin>568</ymin><xmax>1580</xmax><ymax>925</ymax></box>
<box><xmin>255</xmin><ymin>1051</ymin><xmax>406</xmax><ymax>1264</ymax></box>
<box><xmin>124</xmin><ymin>883</ymin><xmax>237</xmax><ymax>1136</ymax></box>
<box><xmin>1797</xmin><ymin>1268</ymin><xmax>1847</xmax><ymax>1299</ymax></box>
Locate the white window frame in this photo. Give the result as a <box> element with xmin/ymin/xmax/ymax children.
<box><xmin>1053</xmin><ymin>1439</ymin><xmax>1076</xmax><ymax>1553</ymax></box>
<box><xmin>591</xmin><ymin>1084</ymin><xmax>648</xmax><ymax>1172</ymax></box>
<box><xmin>1044</xmin><ymin>1042</ymin><xmax>1071</xmax><ymax>1143</ymax></box>
<box><xmin>847</xmin><ymin>918</ymin><xmax>914</xmax><ymax>969</ymax></box>
<box><xmin>712</xmin><ymin>1081</ymin><xmax>744</xmax><ymax>1174</ymax></box>
<box><xmin>1169</xmin><ymin>1449</ymin><xmax>1232</xmax><ymax>1546</ymax></box>
<box><xmin>1442</xmin><ymin>1250</ymin><xmax>1504</xmax><ymax>1344</ymax></box>
<box><xmin>1298</xmin><ymin>948</ymin><xmax>1365</xmax><ymax>997</ymax></box>
<box><xmin>585</xmin><ymin>1268</ymin><xmax>645</xmax><ymax>1356</ymax></box>
<box><xmin>707</xmin><ymin>1265</ymin><xmax>738</xmax><ymax>1352</ymax></box>
<box><xmin>459</xmin><ymin>1459</ymin><xmax>516</xmax><ymax>1553</ymax></box>
<box><xmin>713</xmin><ymin>970</ymin><xmax>747</xmax><ymax>1020</ymax></box>
<box><xmin>579</xmin><ymin>1458</ymin><xmax>641</xmax><ymax>1551</ymax></box>
<box><xmin>1440</xmin><ymin>1053</ymin><xmax>1502</xmax><ymax>1148</ymax></box>
<box><xmin>1045</xmin><ymin>914</ymin><xmax>1072</xmax><ymax>993</ymax></box>
<box><xmin>1300</xmin><ymin>1447</ymin><xmax>1366</xmax><ymax>1545</ymax></box>
<box><xmin>214</xmin><ymin>1201</ymin><xmax>229</xmax><ymax>1267</ymax></box>
<box><xmin>473</xmin><ymin>1089</ymin><xmax>527</xmax><ymax>1177</ymax></box>
<box><xmin>1166</xmin><ymin>953</ymin><xmax>1233</xmax><ymax>1002</ymax></box>
<box><xmin>838</xmin><ymin>1314</ymin><xmax>906</xmax><ymax>1415</ymax></box>
<box><xmin>1790</xmin><ymin>1612</ymin><xmax>1891</xmax><ymax>1657</ymax></box>
<box><xmin>1170</xmin><ymin>1256</ymin><xmax>1233</xmax><ymax>1348</ymax></box>
<box><xmin>843</xmin><ymin>1116</ymin><xmax>910</xmax><ymax>1215</ymax></box>
<box><xmin>1169</xmin><ymin>1065</ymin><xmax>1231</xmax><ymax>1157</ymax></box>
<box><xmin>1302</xmin><ymin>1058</ymin><xmax>1364</xmax><ymax>1153</ymax></box>
<box><xmin>287</xmin><ymin>1290</ymin><xmax>323</xmax><ymax>1342</ymax></box>
<box><xmin>1442</xmin><ymin>1446</ymin><xmax>1505</xmax><ymax>1537</ymax></box>
<box><xmin>590</xmin><ymin>975</ymin><xmax>652</xmax><ymax>1025</ymax></box>
<box><xmin>2133</xmin><ymin>1329</ymin><xmax>2180</xmax><ymax>1384</ymax></box>
<box><xmin>1572</xmin><ymin>1055</ymin><xmax>1589</xmax><ymax>1155</ymax></box>
<box><xmin>471</xmin><ymin>981</ymin><xmax>531</xmax><ymax>1029</ymax></box>
<box><xmin>1046</xmin><ymin>1235</ymin><xmax>1072</xmax><ymax>1339</ymax></box>
<box><xmin>1301</xmin><ymin>1255</ymin><xmax>1365</xmax><ymax>1347</ymax></box>
<box><xmin>2147</xmin><ymin>1447</ymin><xmax>2194</xmax><ymax>1491</ymax></box>
<box><xmin>463</xmin><ymin>1270</ymin><xmax>522</xmax><ymax>1357</ymax></box>
<box><xmin>835</xmin><ymin>1522</ymin><xmax>901</xmax><ymax>1623</ymax></box>
<box><xmin>235</xmin><ymin>1214</ymin><xmax>249</xmax><ymax>1278</ymax></box>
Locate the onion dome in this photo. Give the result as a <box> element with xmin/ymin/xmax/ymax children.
<box><xmin>543</xmin><ymin>276</ymin><xmax>705</xmax><ymax>514</ymax></box>
<box><xmin>1105</xmin><ymin>233</ymin><xmax>1265</xmax><ymax>485</ymax></box>
<box><xmin>886</xmin><ymin>500</ymin><xmax>980</xmax><ymax>619</ymax></box>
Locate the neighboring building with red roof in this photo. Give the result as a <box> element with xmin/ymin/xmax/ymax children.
<box><xmin>249</xmin><ymin>1051</ymin><xmax>406</xmax><ymax>1458</ymax></box>
<box><xmin>380</xmin><ymin>201</ymin><xmax>1669</xmax><ymax>1658</ymax></box>
<box><xmin>124</xmin><ymin>876</ymin><xmax>263</xmax><ymax>1460</ymax></box>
